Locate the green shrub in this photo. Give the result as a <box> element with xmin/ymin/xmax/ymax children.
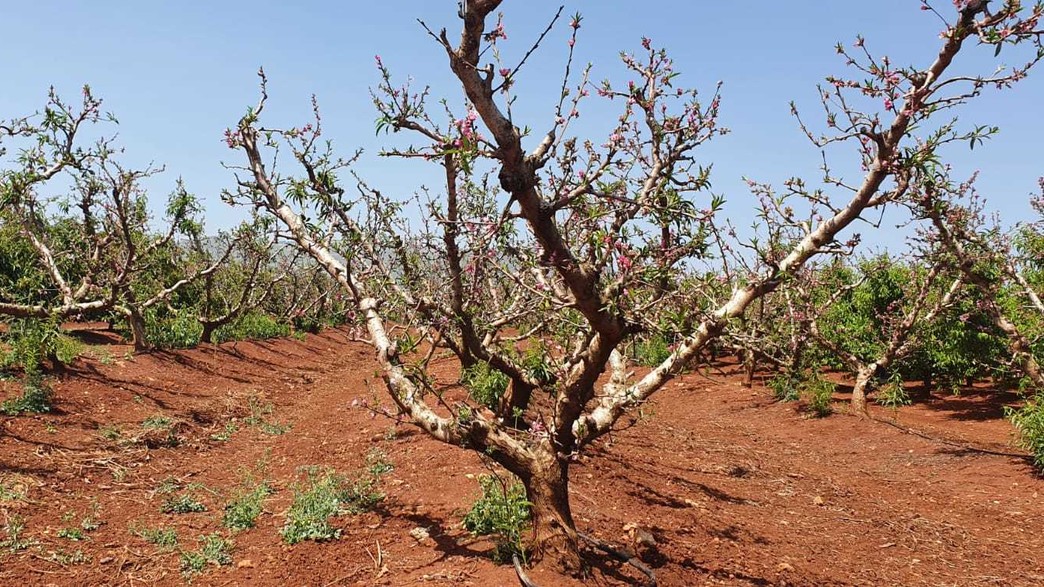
<box><xmin>632</xmin><ymin>333</ymin><xmax>673</xmax><ymax>367</ymax></box>
<box><xmin>520</xmin><ymin>343</ymin><xmax>554</xmax><ymax>385</ymax></box>
<box><xmin>876</xmin><ymin>373</ymin><xmax>912</xmax><ymax>408</ymax></box>
<box><xmin>292</xmin><ymin>315</ymin><xmax>325</xmax><ymax>335</ymax></box>
<box><xmin>143</xmin><ymin>309</ymin><xmax>202</xmax><ymax>349</ymax></box>
<box><xmin>768</xmin><ymin>372</ymin><xmax>800</xmax><ymax>402</ymax></box>
<box><xmin>213</xmin><ymin>312</ymin><xmax>289</xmax><ymax>343</ymax></box>
<box><xmin>1007</xmin><ymin>397</ymin><xmax>1044</xmax><ymax>471</ymax></box>
<box><xmin>2</xmin><ymin>318</ymin><xmax>81</xmax><ymax>375</ymax></box>
<box><xmin>463</xmin><ymin>474</ymin><xmax>531</xmax><ymax>563</ymax></box>
<box><xmin>462</xmin><ymin>362</ymin><xmax>509</xmax><ymax>411</ymax></box>
<box><xmin>1</xmin><ymin>375</ymin><xmax>54</xmax><ymax>415</ymax></box>
<box><xmin>281</xmin><ymin>469</ymin><xmax>345</xmax><ymax>544</ymax></box>
<box><xmin>801</xmin><ymin>373</ymin><xmax>835</xmax><ymax>417</ymax></box>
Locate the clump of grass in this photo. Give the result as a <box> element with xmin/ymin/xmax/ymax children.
<box><xmin>632</xmin><ymin>333</ymin><xmax>673</xmax><ymax>367</ymax></box>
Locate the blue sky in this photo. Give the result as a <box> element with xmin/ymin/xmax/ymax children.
<box><xmin>3</xmin><ymin>1</ymin><xmax>1042</xmax><ymax>251</ymax></box>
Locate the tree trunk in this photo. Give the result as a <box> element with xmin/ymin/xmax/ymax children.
<box><xmin>522</xmin><ymin>453</ymin><xmax>582</xmax><ymax>575</ymax></box>
<box><xmin>743</xmin><ymin>347</ymin><xmax>756</xmax><ymax>388</ymax></box>
<box><xmin>127</xmin><ymin>308</ymin><xmax>149</xmax><ymax>351</ymax></box>
<box><xmin>851</xmin><ymin>365</ymin><xmax>874</xmax><ymax>418</ymax></box>
<box><xmin>200</xmin><ymin>322</ymin><xmax>217</xmax><ymax>344</ymax></box>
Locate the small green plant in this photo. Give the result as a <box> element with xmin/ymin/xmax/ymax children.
<box><xmin>222</xmin><ymin>479</ymin><xmax>273</xmax><ymax>531</ymax></box>
<box><xmin>1007</xmin><ymin>397</ymin><xmax>1044</xmax><ymax>471</ymax></box>
<box><xmin>53</xmin><ymin>334</ymin><xmax>84</xmax><ymax>365</ymax></box>
<box><xmin>210</xmin><ymin>421</ymin><xmax>238</xmax><ymax>442</ymax></box>
<box><xmin>461</xmin><ymin>362</ymin><xmax>509</xmax><ymax>411</ymax></box>
<box><xmin>95</xmin><ymin>349</ymin><xmax>115</xmax><ymax>366</ymax></box>
<box><xmin>876</xmin><ymin>373</ymin><xmax>912</xmax><ymax>408</ymax></box>
<box><xmin>132</xmin><ymin>525</ymin><xmax>179</xmax><ymax>549</ymax></box>
<box><xmin>156</xmin><ymin>477</ymin><xmax>180</xmax><ymax>495</ymax></box>
<box><xmin>0</xmin><ymin>477</ymin><xmax>27</xmax><ymax>503</ymax></box>
<box><xmin>281</xmin><ymin>468</ymin><xmax>345</xmax><ymax>544</ymax></box>
<box><xmin>244</xmin><ymin>398</ymin><xmax>290</xmax><ymax>435</ymax></box>
<box><xmin>161</xmin><ymin>484</ymin><xmax>208</xmax><ymax>514</ymax></box>
<box><xmin>768</xmin><ymin>372</ymin><xmax>800</xmax><ymax>402</ymax></box>
<box><xmin>77</xmin><ymin>501</ymin><xmax>102</xmax><ymax>532</ymax></box>
<box><xmin>280</xmin><ymin>466</ymin><xmax>386</xmax><ymax>545</ymax></box>
<box><xmin>99</xmin><ymin>424</ymin><xmax>122</xmax><ymax>441</ymax></box>
<box><xmin>520</xmin><ymin>342</ymin><xmax>554</xmax><ymax>385</ymax></box>
<box><xmin>180</xmin><ymin>532</ymin><xmax>233</xmax><ymax>575</ymax></box>
<box><xmin>139</xmin><ymin>414</ymin><xmax>180</xmax><ymax>447</ymax></box>
<box><xmin>1</xmin><ymin>515</ymin><xmax>33</xmax><ymax>552</ymax></box>
<box><xmin>1</xmin><ymin>375</ymin><xmax>54</xmax><ymax>415</ymax></box>
<box><xmin>801</xmin><ymin>373</ymin><xmax>836</xmax><ymax>417</ymax></box>
<box><xmin>339</xmin><ymin>475</ymin><xmax>385</xmax><ymax>514</ymax></box>
<box><xmin>462</xmin><ymin>474</ymin><xmax>531</xmax><ymax>563</ymax></box>
<box><xmin>57</xmin><ymin>526</ymin><xmax>86</xmax><ymax>541</ymax></box>
<box><xmin>163</xmin><ymin>494</ymin><xmax>206</xmax><ymax>514</ymax></box>
<box><xmin>46</xmin><ymin>548</ymin><xmax>88</xmax><ymax>565</ymax></box>
<box><xmin>366</xmin><ymin>447</ymin><xmax>394</xmax><ymax>477</ymax></box>
<box><xmin>142</xmin><ymin>414</ymin><xmax>173</xmax><ymax>430</ymax></box>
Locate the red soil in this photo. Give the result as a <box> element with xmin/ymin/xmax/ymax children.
<box><xmin>1</xmin><ymin>327</ymin><xmax>1042</xmax><ymax>586</ymax></box>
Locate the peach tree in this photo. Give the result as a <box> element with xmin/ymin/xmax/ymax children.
<box><xmin>224</xmin><ymin>0</ymin><xmax>1044</xmax><ymax>573</ymax></box>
